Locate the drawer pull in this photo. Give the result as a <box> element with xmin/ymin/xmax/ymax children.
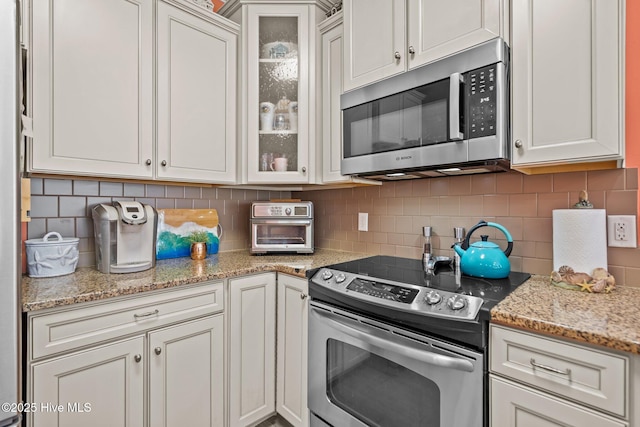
<box><xmin>530</xmin><ymin>358</ymin><xmax>571</xmax><ymax>377</ymax></box>
<box><xmin>134</xmin><ymin>309</ymin><xmax>159</xmax><ymax>319</ymax></box>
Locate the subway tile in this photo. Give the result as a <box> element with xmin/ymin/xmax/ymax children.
<box><xmin>496</xmin><ymin>172</ymin><xmax>523</xmax><ymax>194</ymax></box>
<box><xmin>202</xmin><ymin>187</ymin><xmax>217</xmax><ymax>200</ymax></box>
<box><xmin>47</xmin><ymin>218</ymin><xmax>75</xmax><ymax>237</ymax></box>
<box><xmin>387</xmin><ymin>198</ymin><xmax>403</xmax><ymax>216</ymax></box>
<box><xmin>74</xmin><ymin>180</ymin><xmax>100</xmax><ymax>196</ymax></box>
<box><xmin>146</xmin><ymin>184</ymin><xmax>166</xmax><ymax>198</ymax></box>
<box><xmin>494</xmin><ymin>217</ymin><xmax>524</xmax><ymax>241</ymax></box>
<box><xmin>256</xmin><ymin>190</ymin><xmax>270</xmax><ymax>201</ymax></box>
<box><xmin>395</xmin><ymin>181</ymin><xmax>413</xmax><ymax>197</ymax></box>
<box><xmin>553</xmin><ymin>171</ymin><xmax>587</xmax><ymax>192</ymax></box>
<box><xmin>430</xmin><ymin>178</ymin><xmax>449</xmax><ymax>196</ymax></box>
<box><xmin>380</xmin><ymin>216</ymin><xmax>396</xmax><ymax>233</ymax></box>
<box><xmin>86</xmin><ymin>197</ymin><xmax>113</xmax><ymax>216</ymax></box>
<box><xmin>217</xmin><ymin>188</ymin><xmax>232</xmax><ymax>200</ymax></box>
<box><xmin>339</xmin><ymin>240</ymin><xmax>355</xmax><ymax>252</ymax></box>
<box><xmin>521</xmin><ymin>257</ymin><xmax>553</xmax><ymax>276</ymax></box>
<box><xmin>608</xmin><ymin>247</ymin><xmax>640</xmax><ymax>268</ymax></box>
<box><xmin>537</xmin><ymin>193</ymin><xmax>569</xmax><ymax>217</ymax></box>
<box><xmin>156</xmin><ymin>199</ymin><xmax>176</xmax><ymax>209</ymax></box>
<box><xmin>380</xmin><ymin>182</ymin><xmax>395</xmax><ymax>198</ymax></box>
<box><xmin>77</xmin><ymin>252</ymin><xmax>95</xmax><ymax>269</ymax></box>
<box><xmin>30</xmin><ymin>178</ymin><xmax>43</xmax><ymax>195</ymax></box>
<box><xmin>459</xmin><ymin>195</ymin><xmax>483</xmax><ymax>216</ymax></box>
<box><xmin>370</xmin><ymin>198</ymin><xmax>386</xmax><ymax>215</ymax></box>
<box><xmin>59</xmin><ymin>196</ymin><xmax>87</xmax><ymax>217</ymax></box>
<box><xmin>623</xmin><ymin>267</ymin><xmax>640</xmax><ymax>287</ymax></box>
<box><xmin>402</xmin><ymin>233</ymin><xmax>421</xmax><ymax>248</ymax></box>
<box><xmin>448</xmin><ymin>176</ymin><xmax>471</xmax><ymax>195</ymax></box>
<box><xmin>403</xmin><ymin>197</ymin><xmax>420</xmax><ymax>215</ymax></box>
<box><xmin>379</xmin><ymin>244</ymin><xmax>396</xmax><ymax>256</ymax></box>
<box><xmin>411</xmin><ymin>179</ymin><xmax>430</xmax><ymax>197</ymax></box>
<box><xmin>587</xmin><ymin>169</ymin><xmax>625</xmax><ymax>191</ymax></box>
<box><xmin>438</xmin><ymin>196</ymin><xmax>460</xmax><ymax>216</ymax></box>
<box><xmin>44</xmin><ymin>178</ymin><xmax>73</xmax><ymax>195</ymax></box>
<box><xmin>483</xmin><ymin>195</ymin><xmax>509</xmax><ymax>216</ymax></box>
<box><xmin>27</xmin><ymin>219</ymin><xmax>46</xmax><ymax>239</ymax></box>
<box><xmin>471</xmin><ymin>174</ymin><xmax>496</xmax><ymax>195</ymax></box>
<box><xmin>368</xmin><ymin>215</ymin><xmax>381</xmax><ymax>232</ymax></box>
<box><xmin>185</xmin><ymin>186</ymin><xmax>202</xmax><ymax>199</ymax></box>
<box><xmin>99</xmin><ymin>182</ymin><xmax>123</xmax><ymax>197</ymax></box>
<box><xmin>626</xmin><ymin>168</ymin><xmax>638</xmax><ymax>190</ymax></box>
<box><xmin>31</xmin><ymin>196</ymin><xmax>58</xmax><ymax>218</ymax></box>
<box><xmin>175</xmin><ymin>199</ymin><xmax>193</xmax><ymax>209</ymax></box>
<box><xmin>135</xmin><ymin>198</ymin><xmax>156</xmax><ymax>207</ymax></box>
<box><xmin>387</xmin><ymin>233</ymin><xmax>403</xmax><ymax>245</ymax></box>
<box><xmin>76</xmin><ymin>217</ymin><xmax>94</xmax><ymax>238</ymax></box>
<box><xmin>509</xmin><ymin>194</ymin><xmax>537</xmax><ymax>217</ymax></box>
<box><xmin>123</xmin><ymin>183</ymin><xmax>145</xmax><ymax>197</ymax></box>
<box><xmin>567</xmin><ymin>189</ymin><xmax>605</xmax><ymax>209</ymax></box>
<box><xmin>363</xmin><ymin>185</ymin><xmax>381</xmax><ymax>199</ymax></box>
<box><xmin>165</xmin><ymin>185</ymin><xmax>184</xmax><ymax>198</ymax></box>
<box><xmin>372</xmin><ymin>232</ymin><xmax>387</xmax><ymax>244</ymax></box>
<box><xmin>523</xmin><ymin>174</ymin><xmax>553</xmax><ymax>194</ymax></box>
<box><xmin>535</xmin><ymin>241</ymin><xmax>553</xmax><ymax>260</ymax></box>
<box><xmin>419</xmin><ymin>197</ymin><xmax>438</xmax><ymax>216</ymax></box>
<box><xmin>605</xmin><ymin>190</ymin><xmax>638</xmax><ymax>215</ymax></box>
<box><xmin>78</xmin><ymin>237</ymin><xmax>93</xmax><ymax>252</ymax></box>
<box><xmin>193</xmin><ymin>199</ymin><xmax>210</xmax><ymax>209</ymax></box>
<box><xmin>522</xmin><ymin>217</ymin><xmax>552</xmax><ymax>243</ymax></box>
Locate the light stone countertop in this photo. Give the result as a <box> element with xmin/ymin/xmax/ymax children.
<box><xmin>22</xmin><ymin>251</ymin><xmax>640</xmax><ymax>355</ymax></box>
<box><xmin>21</xmin><ymin>249</ymin><xmax>370</xmax><ymax>312</ymax></box>
<box><xmin>491</xmin><ymin>275</ymin><xmax>640</xmax><ymax>355</ymax></box>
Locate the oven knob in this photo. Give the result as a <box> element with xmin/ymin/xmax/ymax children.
<box><xmin>321</xmin><ymin>270</ymin><xmax>333</xmax><ymax>281</ymax></box>
<box><xmin>447</xmin><ymin>295</ymin><xmax>467</xmax><ymax>311</ymax></box>
<box><xmin>335</xmin><ymin>273</ymin><xmax>346</xmax><ymax>283</ymax></box>
<box><xmin>285</xmin><ymin>207</ymin><xmax>292</xmax><ymax>215</ymax></box>
<box><xmin>424</xmin><ymin>290</ymin><xmax>442</xmax><ymax>305</ymax></box>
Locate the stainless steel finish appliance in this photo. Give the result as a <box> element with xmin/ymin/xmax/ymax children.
<box><xmin>250</xmin><ymin>201</ymin><xmax>314</xmax><ymax>254</ymax></box>
<box><xmin>92</xmin><ymin>201</ymin><xmax>158</xmax><ymax>273</ymax></box>
<box><xmin>0</xmin><ymin>0</ymin><xmax>22</xmax><ymax>425</ymax></box>
<box><xmin>308</xmin><ymin>256</ymin><xmax>530</xmax><ymax>427</ymax></box>
<box><xmin>341</xmin><ymin>38</ymin><xmax>510</xmax><ymax>180</ymax></box>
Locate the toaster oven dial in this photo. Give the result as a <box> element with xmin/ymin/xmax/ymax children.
<box><xmin>285</xmin><ymin>207</ymin><xmax>292</xmax><ymax>215</ymax></box>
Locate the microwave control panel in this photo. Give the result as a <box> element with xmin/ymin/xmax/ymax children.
<box><xmin>467</xmin><ymin>64</ymin><xmax>497</xmax><ymax>138</ymax></box>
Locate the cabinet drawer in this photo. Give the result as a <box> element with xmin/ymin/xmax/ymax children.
<box><xmin>29</xmin><ymin>281</ymin><xmax>224</xmax><ymax>360</ymax></box>
<box><xmin>490</xmin><ymin>324</ymin><xmax>628</xmax><ymax>418</ymax></box>
<box><xmin>490</xmin><ymin>376</ymin><xmax>627</xmax><ymax>427</ymax></box>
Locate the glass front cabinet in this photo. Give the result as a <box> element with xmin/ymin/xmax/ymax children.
<box><xmin>221</xmin><ymin>0</ymin><xmax>331</xmax><ymax>184</ymax></box>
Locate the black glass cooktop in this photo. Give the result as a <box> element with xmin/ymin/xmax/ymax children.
<box><xmin>308</xmin><ymin>255</ymin><xmax>531</xmax><ymax>350</ymax></box>
<box><xmin>321</xmin><ymin>255</ymin><xmax>530</xmax><ymax>306</ymax></box>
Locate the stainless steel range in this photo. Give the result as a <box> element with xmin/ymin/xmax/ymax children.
<box><xmin>307</xmin><ymin>255</ymin><xmax>530</xmax><ymax>427</ymax></box>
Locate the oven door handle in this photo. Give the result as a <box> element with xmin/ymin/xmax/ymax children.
<box><xmin>313</xmin><ymin>308</ymin><xmax>475</xmax><ymax>373</ymax></box>
<box><xmin>252</xmin><ymin>219</ymin><xmax>312</xmax><ymax>225</ymax></box>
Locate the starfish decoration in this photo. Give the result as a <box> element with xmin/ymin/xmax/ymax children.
<box><xmin>578</xmin><ymin>281</ymin><xmax>593</xmax><ymax>292</ymax></box>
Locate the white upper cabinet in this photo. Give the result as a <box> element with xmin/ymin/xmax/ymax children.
<box><xmin>343</xmin><ymin>0</ymin><xmax>508</xmax><ymax>92</ymax></box>
<box><xmin>221</xmin><ymin>0</ymin><xmax>329</xmax><ymax>185</ymax></box>
<box><xmin>156</xmin><ymin>1</ymin><xmax>238</xmax><ymax>183</ymax></box>
<box><xmin>30</xmin><ymin>0</ymin><xmax>239</xmax><ymax>184</ymax></box>
<box><xmin>31</xmin><ymin>0</ymin><xmax>154</xmax><ymax>178</ymax></box>
<box><xmin>511</xmin><ymin>0</ymin><xmax>624</xmax><ymax>169</ymax></box>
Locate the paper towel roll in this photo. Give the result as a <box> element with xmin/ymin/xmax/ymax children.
<box><xmin>552</xmin><ymin>209</ymin><xmax>607</xmax><ymax>274</ymax></box>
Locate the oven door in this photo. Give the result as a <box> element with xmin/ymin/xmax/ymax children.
<box><xmin>251</xmin><ymin>219</ymin><xmax>313</xmax><ymax>253</ymax></box>
<box><xmin>308</xmin><ymin>301</ymin><xmax>483</xmax><ymax>427</ymax></box>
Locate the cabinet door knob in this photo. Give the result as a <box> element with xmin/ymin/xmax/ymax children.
<box><xmin>300</xmin><ymin>293</ymin><xmax>307</xmax><ymax>300</ymax></box>
<box><xmin>161</xmin><ymin>160</ymin><xmax>167</xmax><ymax>167</ymax></box>
<box><xmin>154</xmin><ymin>347</ymin><xmax>162</xmax><ymax>355</ymax></box>
<box><xmin>145</xmin><ymin>159</ymin><xmax>152</xmax><ymax>166</ymax></box>
<box><xmin>514</xmin><ymin>140</ymin><xmax>523</xmax><ymax>149</ymax></box>
<box><xmin>134</xmin><ymin>354</ymin><xmax>142</xmax><ymax>363</ymax></box>
<box><xmin>394</xmin><ymin>51</ymin><xmax>401</xmax><ymax>60</ymax></box>
<box><xmin>408</xmin><ymin>46</ymin><xmax>415</xmax><ymax>55</ymax></box>
<box><xmin>301</xmin><ymin>166</ymin><xmax>306</xmax><ymax>173</ymax></box>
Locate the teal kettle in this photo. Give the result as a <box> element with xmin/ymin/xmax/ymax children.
<box><xmin>453</xmin><ymin>220</ymin><xmax>513</xmax><ymax>279</ymax></box>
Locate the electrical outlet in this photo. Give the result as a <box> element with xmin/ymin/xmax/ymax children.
<box><xmin>607</xmin><ymin>215</ymin><xmax>637</xmax><ymax>248</ymax></box>
<box><xmin>358</xmin><ymin>212</ymin><xmax>368</xmax><ymax>232</ymax></box>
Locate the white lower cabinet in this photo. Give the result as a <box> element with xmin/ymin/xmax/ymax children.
<box><xmin>276</xmin><ymin>274</ymin><xmax>309</xmax><ymax>427</ymax></box>
<box><xmin>228</xmin><ymin>273</ymin><xmax>277</xmax><ymax>427</ymax></box>
<box><xmin>27</xmin><ymin>281</ymin><xmax>225</xmax><ymax>427</ymax></box>
<box><xmin>149</xmin><ymin>316</ymin><xmax>225</xmax><ymax>427</ymax></box>
<box><xmin>491</xmin><ymin>376</ymin><xmax>626</xmax><ymax>427</ymax></box>
<box><xmin>31</xmin><ymin>336</ymin><xmax>145</xmax><ymax>427</ymax></box>
<box><xmin>228</xmin><ymin>272</ymin><xmax>309</xmax><ymax>427</ymax></box>
<box><xmin>489</xmin><ymin>324</ymin><xmax>630</xmax><ymax>427</ymax></box>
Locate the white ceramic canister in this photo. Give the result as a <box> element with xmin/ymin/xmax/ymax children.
<box><xmin>25</xmin><ymin>232</ymin><xmax>80</xmax><ymax>277</ymax></box>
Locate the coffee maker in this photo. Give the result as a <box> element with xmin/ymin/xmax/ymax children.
<box><xmin>92</xmin><ymin>201</ymin><xmax>157</xmax><ymax>274</ymax></box>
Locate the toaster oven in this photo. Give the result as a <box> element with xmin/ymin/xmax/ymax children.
<box><xmin>250</xmin><ymin>201</ymin><xmax>314</xmax><ymax>254</ymax></box>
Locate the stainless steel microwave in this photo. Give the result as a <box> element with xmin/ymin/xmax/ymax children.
<box><xmin>341</xmin><ymin>38</ymin><xmax>510</xmax><ymax>180</ymax></box>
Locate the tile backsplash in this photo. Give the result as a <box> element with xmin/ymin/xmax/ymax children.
<box><xmin>27</xmin><ymin>169</ymin><xmax>640</xmax><ymax>287</ymax></box>
<box><xmin>27</xmin><ymin>178</ymin><xmax>291</xmax><ymax>268</ymax></box>
<box><xmin>295</xmin><ymin>168</ymin><xmax>640</xmax><ymax>287</ymax></box>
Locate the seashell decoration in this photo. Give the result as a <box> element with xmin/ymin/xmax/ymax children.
<box><xmin>550</xmin><ymin>265</ymin><xmax>616</xmax><ymax>293</ymax></box>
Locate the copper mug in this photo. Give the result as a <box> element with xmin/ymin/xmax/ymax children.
<box><xmin>190</xmin><ymin>242</ymin><xmax>207</xmax><ymax>260</ymax></box>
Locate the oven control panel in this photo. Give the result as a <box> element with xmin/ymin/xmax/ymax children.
<box><xmin>311</xmin><ymin>268</ymin><xmax>483</xmax><ymax>321</ymax></box>
<box><xmin>252</xmin><ymin>202</ymin><xmax>313</xmax><ymax>218</ymax></box>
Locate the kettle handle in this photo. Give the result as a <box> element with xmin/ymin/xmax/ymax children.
<box><xmin>461</xmin><ymin>220</ymin><xmax>513</xmax><ymax>257</ymax></box>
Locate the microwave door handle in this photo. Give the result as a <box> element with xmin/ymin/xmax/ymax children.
<box><xmin>313</xmin><ymin>307</ymin><xmax>474</xmax><ymax>373</ymax></box>
<box><xmin>449</xmin><ymin>72</ymin><xmax>464</xmax><ymax>141</ymax></box>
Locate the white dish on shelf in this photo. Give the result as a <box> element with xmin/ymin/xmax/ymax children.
<box><xmin>261</xmin><ymin>42</ymin><xmax>297</xmax><ymax>59</ymax></box>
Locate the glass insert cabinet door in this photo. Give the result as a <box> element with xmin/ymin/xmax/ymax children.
<box><xmin>246</xmin><ymin>4</ymin><xmax>311</xmax><ymax>183</ymax></box>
